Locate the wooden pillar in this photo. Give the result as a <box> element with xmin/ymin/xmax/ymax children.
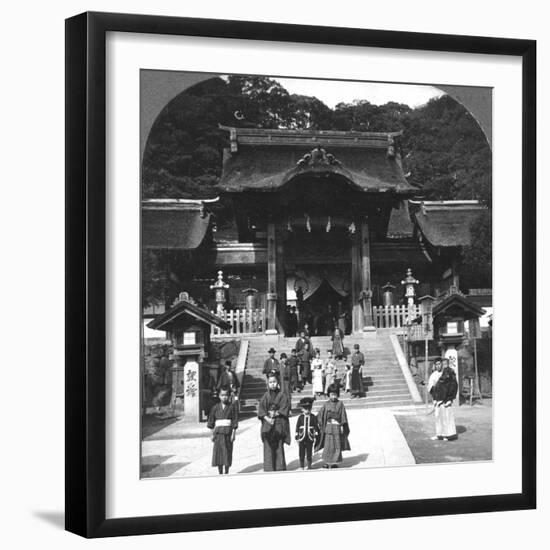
<box><xmin>275</xmin><ymin>224</ymin><xmax>286</xmax><ymax>333</ymax></box>
<box><xmin>360</xmin><ymin>219</ymin><xmax>375</xmax><ymax>331</ymax></box>
<box><xmin>266</xmin><ymin>221</ymin><xmax>279</xmax><ymax>334</ymax></box>
<box><xmin>350</xmin><ymin>226</ymin><xmax>363</xmax><ymax>333</ymax></box>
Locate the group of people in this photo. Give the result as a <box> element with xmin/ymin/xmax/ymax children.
<box><xmin>262</xmin><ymin>330</ymin><xmax>366</xmax><ymax>399</ymax></box>
<box><xmin>208</xmin><ymin>371</ymin><xmax>351</xmax><ymax>474</ymax></box>
<box><xmin>284</xmin><ymin>304</ymin><xmax>351</xmax><ymax>338</ymax></box>
<box><xmin>427</xmin><ymin>357</ymin><xmax>459</xmax><ymax>441</ymax></box>
<box><xmin>205</xmin><ymin>353</ymin><xmax>460</xmax><ymax>476</ymax></box>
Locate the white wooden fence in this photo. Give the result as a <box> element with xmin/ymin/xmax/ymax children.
<box><xmin>372</xmin><ymin>304</ymin><xmax>421</xmax><ymax>329</ymax></box>
<box><xmin>211</xmin><ymin>308</ymin><xmax>266</xmax><ymax>337</ymax></box>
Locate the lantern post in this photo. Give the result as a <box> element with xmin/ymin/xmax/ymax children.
<box><xmin>210</xmin><ymin>270</ymin><xmax>229</xmax><ymax>315</ymax></box>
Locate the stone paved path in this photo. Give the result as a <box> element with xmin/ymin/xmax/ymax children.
<box><xmin>142</xmin><ymin>408</ymin><xmax>415</xmax><ymax>478</ymax></box>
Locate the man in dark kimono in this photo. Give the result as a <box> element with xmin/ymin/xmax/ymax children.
<box><xmin>295</xmin><ymin>331</ymin><xmax>309</xmax><ymax>353</ymax></box>
<box><xmin>279</xmin><ymin>352</ymin><xmax>291</xmax><ymax>400</ymax></box>
<box><xmin>298</xmin><ymin>342</ymin><xmax>312</xmax><ymax>387</ymax></box>
<box><xmin>315</xmin><ymin>383</ymin><xmax>351</xmax><ymax>468</ymax></box>
<box><xmin>216</xmin><ymin>360</ymin><xmax>240</xmax><ymax>403</ymax></box>
<box><xmin>258</xmin><ymin>373</ymin><xmax>291</xmax><ymax>471</ymax></box>
<box><xmin>263</xmin><ymin>348</ymin><xmax>280</xmax><ymax>379</ymax></box>
<box><xmin>350</xmin><ymin>344</ymin><xmax>365</xmax><ymax>398</ymax></box>
<box><xmin>288</xmin><ymin>348</ymin><xmax>301</xmax><ymax>392</ymax></box>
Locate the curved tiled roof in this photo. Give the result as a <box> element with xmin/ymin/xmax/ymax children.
<box><xmin>217</xmin><ymin>127</ymin><xmax>416</xmax><ymax>195</ymax></box>
<box><xmin>412</xmin><ymin>201</ymin><xmax>486</xmax><ymax>247</ymax></box>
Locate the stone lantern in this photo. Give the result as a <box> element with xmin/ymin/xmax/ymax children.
<box><xmin>382</xmin><ymin>282</ymin><xmax>396</xmax><ymax>306</ymax></box>
<box><xmin>210</xmin><ymin>270</ymin><xmax>229</xmax><ymax>314</ymax></box>
<box><xmin>242</xmin><ymin>287</ymin><xmax>258</xmax><ymax>310</ymax></box>
<box><xmin>432</xmin><ymin>288</ymin><xmax>485</xmax><ymax>404</ymax></box>
<box><xmin>401</xmin><ymin>268</ymin><xmax>419</xmax><ymax>308</ymax></box>
<box><xmin>146</xmin><ymin>293</ymin><xmax>230</xmax><ymax>422</ymax></box>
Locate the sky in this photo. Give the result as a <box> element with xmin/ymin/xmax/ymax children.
<box><xmin>272</xmin><ymin>77</ymin><xmax>444</xmax><ymax>108</ymax></box>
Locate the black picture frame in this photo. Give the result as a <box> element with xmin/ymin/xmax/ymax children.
<box><xmin>65</xmin><ymin>11</ymin><xmax>536</xmax><ymax>538</ymax></box>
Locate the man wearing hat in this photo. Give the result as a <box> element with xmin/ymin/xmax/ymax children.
<box><xmin>295</xmin><ymin>397</ymin><xmax>320</xmax><ymax>470</ymax></box>
<box><xmin>263</xmin><ymin>348</ymin><xmax>280</xmax><ymax>380</ymax></box>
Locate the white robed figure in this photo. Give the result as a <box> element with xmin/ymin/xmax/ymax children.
<box><xmin>311</xmin><ymin>349</ymin><xmax>325</xmax><ymax>396</ymax></box>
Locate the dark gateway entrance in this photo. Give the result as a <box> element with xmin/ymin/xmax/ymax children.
<box><xmin>300</xmin><ymin>279</ymin><xmax>351</xmax><ymax>336</ymax></box>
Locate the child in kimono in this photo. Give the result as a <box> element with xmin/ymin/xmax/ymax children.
<box><xmin>258</xmin><ymin>373</ymin><xmax>291</xmax><ymax>471</ymax></box>
<box><xmin>315</xmin><ymin>383</ymin><xmax>351</xmax><ymax>468</ymax></box>
<box><xmin>295</xmin><ymin>397</ymin><xmax>319</xmax><ymax>470</ymax></box>
<box><xmin>207</xmin><ymin>386</ymin><xmax>238</xmax><ymax>474</ymax></box>
<box><xmin>311</xmin><ymin>348</ymin><xmax>325</xmax><ymax>397</ymax></box>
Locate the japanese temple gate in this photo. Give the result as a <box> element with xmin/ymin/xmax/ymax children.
<box><xmin>143</xmin><ymin>126</ymin><xmax>488</xmax><ymax>337</ymax></box>
<box><xmin>215</xmin><ymin>126</ymin><xmax>418</xmax><ymax>334</ymax></box>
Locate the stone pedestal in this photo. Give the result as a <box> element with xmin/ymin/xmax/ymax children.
<box><xmin>182</xmin><ymin>358</ymin><xmax>201</xmax><ymax>423</ymax></box>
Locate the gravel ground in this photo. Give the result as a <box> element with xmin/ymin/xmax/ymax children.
<box><xmin>394</xmin><ymin>400</ymin><xmax>492</xmax><ymax>464</ymax></box>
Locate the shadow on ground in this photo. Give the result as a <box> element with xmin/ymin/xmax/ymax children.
<box><xmin>395</xmin><ymin>403</ymin><xmax>492</xmax><ymax>464</ymax></box>
<box><xmin>141</xmin><ymin>454</ymin><xmax>191</xmax><ymax>478</ymax></box>
<box><xmin>33</xmin><ymin>511</ymin><xmax>65</xmax><ymax>530</ymax></box>
<box><xmin>238</xmin><ymin>451</ymin><xmax>369</xmax><ymax>473</ymax></box>
<box><xmin>142</xmin><ymin>414</ymin><xmax>181</xmax><ymax>439</ymax></box>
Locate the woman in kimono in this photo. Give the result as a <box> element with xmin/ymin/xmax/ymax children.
<box><xmin>257</xmin><ymin>373</ymin><xmax>291</xmax><ymax>471</ymax></box>
<box><xmin>315</xmin><ymin>383</ymin><xmax>351</xmax><ymax>468</ymax></box>
<box><xmin>311</xmin><ymin>348</ymin><xmax>325</xmax><ymax>397</ymax></box>
<box><xmin>324</xmin><ymin>350</ymin><xmax>337</xmax><ymax>395</ymax></box>
<box><xmin>207</xmin><ymin>386</ymin><xmax>239</xmax><ymax>474</ymax></box>
<box><xmin>430</xmin><ymin>360</ymin><xmax>458</xmax><ymax>441</ymax></box>
<box><xmin>331</xmin><ymin>324</ymin><xmax>345</xmax><ymax>357</ymax></box>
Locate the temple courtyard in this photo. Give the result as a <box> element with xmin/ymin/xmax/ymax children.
<box><xmin>141</xmin><ymin>401</ymin><xmax>492</xmax><ymax>478</ymax></box>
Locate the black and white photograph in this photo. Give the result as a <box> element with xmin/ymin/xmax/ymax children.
<box><xmin>0</xmin><ymin>0</ymin><xmax>543</xmax><ymax>546</ymax></box>
<box><xmin>140</xmin><ymin>72</ymin><xmax>494</xmax><ymax>479</ymax></box>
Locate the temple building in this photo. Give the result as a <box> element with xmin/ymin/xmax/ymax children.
<box><xmin>143</xmin><ymin>126</ymin><xmax>490</xmax><ymax>337</ymax></box>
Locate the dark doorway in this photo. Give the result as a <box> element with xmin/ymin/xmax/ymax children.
<box><xmin>302</xmin><ymin>280</ymin><xmax>351</xmax><ymax>335</ymax></box>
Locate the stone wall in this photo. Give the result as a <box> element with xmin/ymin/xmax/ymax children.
<box><xmin>142</xmin><ymin>339</ymin><xmax>242</xmax><ymax>411</ymax></box>
<box><xmin>143</xmin><ymin>342</ymin><xmax>173</xmax><ymax>409</ymax></box>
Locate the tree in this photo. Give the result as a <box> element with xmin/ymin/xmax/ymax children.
<box><xmin>141</xmin><ymin>78</ymin><xmax>493</xmax><ymax>303</ymax></box>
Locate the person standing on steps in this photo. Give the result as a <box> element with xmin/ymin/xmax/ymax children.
<box><xmin>298</xmin><ymin>341</ymin><xmax>312</xmax><ymax>389</ymax></box>
<box><xmin>331</xmin><ymin>323</ymin><xmax>344</xmax><ymax>358</ymax></box>
<box><xmin>350</xmin><ymin>344</ymin><xmax>365</xmax><ymax>398</ymax></box>
<box><xmin>279</xmin><ymin>352</ymin><xmax>291</xmax><ymax>400</ymax></box>
<box><xmin>324</xmin><ymin>349</ymin><xmax>337</xmax><ymax>395</ymax></box>
<box><xmin>263</xmin><ymin>348</ymin><xmax>280</xmax><ymax>383</ymax></box>
<box><xmin>216</xmin><ymin>360</ymin><xmax>240</xmax><ymax>404</ymax></box>
<box><xmin>288</xmin><ymin>348</ymin><xmax>301</xmax><ymax>393</ymax></box>
<box><xmin>311</xmin><ymin>348</ymin><xmax>325</xmax><ymax>398</ymax></box>
<box><xmin>295</xmin><ymin>330</ymin><xmax>310</xmax><ymax>354</ymax></box>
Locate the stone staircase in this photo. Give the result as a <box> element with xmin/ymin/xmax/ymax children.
<box><xmin>239</xmin><ymin>330</ymin><xmax>415</xmax><ymax>414</ymax></box>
